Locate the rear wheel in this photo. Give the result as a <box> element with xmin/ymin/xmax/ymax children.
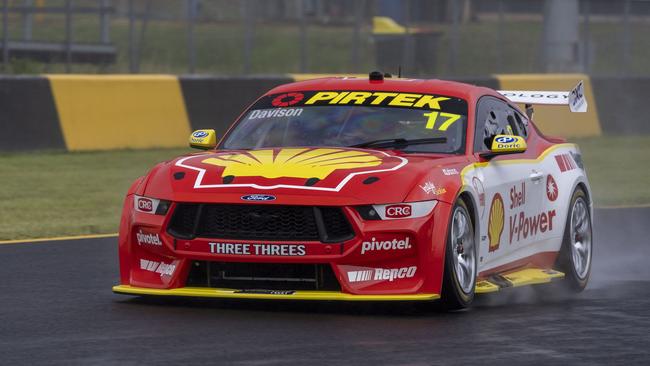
<box><xmin>440</xmin><ymin>199</ymin><xmax>477</xmax><ymax>310</ymax></box>
<box><xmin>557</xmin><ymin>188</ymin><xmax>593</xmax><ymax>291</ymax></box>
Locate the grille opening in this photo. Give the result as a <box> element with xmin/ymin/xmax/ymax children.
<box><xmin>186</xmin><ymin>262</ymin><xmax>341</xmax><ymax>291</ymax></box>
<box><xmin>167</xmin><ymin>203</ymin><xmax>354</xmax><ymax>243</ymax></box>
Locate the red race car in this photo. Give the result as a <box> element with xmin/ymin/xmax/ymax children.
<box><xmin>113</xmin><ymin>72</ymin><xmax>593</xmax><ymax>309</ymax></box>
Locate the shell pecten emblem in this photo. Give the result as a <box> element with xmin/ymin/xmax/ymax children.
<box><xmin>202</xmin><ymin>148</ymin><xmax>382</xmax><ymax>180</ymax></box>
<box><xmin>175</xmin><ymin>147</ymin><xmax>408</xmax><ymax>191</ymax></box>
<box><xmin>488</xmin><ymin>193</ymin><xmax>504</xmax><ymax>252</ymax></box>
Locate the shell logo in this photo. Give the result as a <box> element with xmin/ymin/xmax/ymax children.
<box><xmin>488</xmin><ymin>193</ymin><xmax>504</xmax><ymax>252</ymax></box>
<box><xmin>202</xmin><ymin>148</ymin><xmax>383</xmax><ymax>180</ymax></box>
<box><xmin>546</xmin><ymin>174</ymin><xmax>558</xmax><ymax>202</ymax></box>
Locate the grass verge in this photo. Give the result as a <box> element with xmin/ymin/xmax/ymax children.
<box><xmin>0</xmin><ymin>148</ymin><xmax>185</xmax><ymax>241</ymax></box>
<box><xmin>1</xmin><ymin>135</ymin><xmax>648</xmax><ymax>240</ymax></box>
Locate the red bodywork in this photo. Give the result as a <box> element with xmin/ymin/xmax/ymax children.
<box><xmin>117</xmin><ymin>77</ymin><xmax>560</xmax><ymax>298</ymax></box>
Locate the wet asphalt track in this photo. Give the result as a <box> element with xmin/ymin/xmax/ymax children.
<box><xmin>1</xmin><ymin>208</ymin><xmax>649</xmax><ymax>365</ymax></box>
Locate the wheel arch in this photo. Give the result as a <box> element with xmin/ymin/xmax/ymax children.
<box><xmin>569</xmin><ymin>176</ymin><xmax>594</xmax><ymax>221</ymax></box>
<box><xmin>457</xmin><ymin>190</ymin><xmax>478</xmax><ymax>232</ymax></box>
<box><xmin>457</xmin><ymin>189</ymin><xmax>481</xmax><ymax>259</ymax></box>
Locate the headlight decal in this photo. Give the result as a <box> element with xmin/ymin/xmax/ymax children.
<box><xmin>134</xmin><ymin>195</ymin><xmax>171</xmax><ymax>215</ymax></box>
<box><xmin>356</xmin><ymin>200</ymin><xmax>437</xmax><ymax>220</ymax></box>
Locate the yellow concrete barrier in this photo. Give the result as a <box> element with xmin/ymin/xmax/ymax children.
<box><xmin>48</xmin><ymin>75</ymin><xmax>192</xmax><ymax>151</ymax></box>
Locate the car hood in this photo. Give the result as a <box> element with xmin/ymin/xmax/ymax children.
<box><xmin>143</xmin><ymin>147</ymin><xmax>468</xmax><ymax>206</ymax></box>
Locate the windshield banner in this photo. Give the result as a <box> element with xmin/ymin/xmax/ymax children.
<box><xmin>253</xmin><ymin>91</ymin><xmax>467</xmax><ymax>114</ymax></box>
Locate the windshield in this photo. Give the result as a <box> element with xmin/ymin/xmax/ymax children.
<box><xmin>221</xmin><ymin>90</ymin><xmax>468</xmax><ymax>153</ymax></box>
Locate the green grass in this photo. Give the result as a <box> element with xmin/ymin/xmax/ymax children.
<box><xmin>573</xmin><ymin>136</ymin><xmax>650</xmax><ymax>207</ymax></box>
<box><xmin>0</xmin><ymin>148</ymin><xmax>186</xmax><ymax>240</ymax></box>
<box><xmin>1</xmin><ymin>136</ymin><xmax>648</xmax><ymax>240</ymax></box>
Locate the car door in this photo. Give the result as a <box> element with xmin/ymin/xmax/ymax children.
<box><xmin>503</xmin><ymin>106</ymin><xmax>550</xmax><ymax>252</ymax></box>
<box><xmin>470</xmin><ymin>97</ymin><xmax>542</xmax><ymax>273</ymax></box>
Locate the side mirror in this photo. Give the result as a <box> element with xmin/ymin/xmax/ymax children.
<box><xmin>480</xmin><ymin>135</ymin><xmax>527</xmax><ymax>159</ymax></box>
<box><xmin>189</xmin><ymin>129</ymin><xmax>217</xmax><ymax>150</ymax></box>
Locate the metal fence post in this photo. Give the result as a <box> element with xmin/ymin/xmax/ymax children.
<box><xmin>187</xmin><ymin>0</ymin><xmax>196</xmax><ymax>74</ymax></box>
<box><xmin>65</xmin><ymin>0</ymin><xmax>72</xmax><ymax>73</ymax></box>
<box><xmin>137</xmin><ymin>0</ymin><xmax>152</xmax><ymax>71</ymax></box>
<box><xmin>242</xmin><ymin>0</ymin><xmax>253</xmax><ymax>74</ymax></box>
<box><xmin>497</xmin><ymin>0</ymin><xmax>504</xmax><ymax>73</ymax></box>
<box><xmin>350</xmin><ymin>0</ymin><xmax>363</xmax><ymax>72</ymax></box>
<box><xmin>100</xmin><ymin>0</ymin><xmax>110</xmax><ymax>44</ymax></box>
<box><xmin>622</xmin><ymin>0</ymin><xmax>631</xmax><ymax>76</ymax></box>
<box><xmin>128</xmin><ymin>0</ymin><xmax>136</xmax><ymax>73</ymax></box>
<box><xmin>582</xmin><ymin>0</ymin><xmax>591</xmax><ymax>73</ymax></box>
<box><xmin>448</xmin><ymin>0</ymin><xmax>460</xmax><ymax>75</ymax></box>
<box><xmin>2</xmin><ymin>0</ymin><xmax>8</xmax><ymax>72</ymax></box>
<box><xmin>299</xmin><ymin>0</ymin><xmax>307</xmax><ymax>73</ymax></box>
<box><xmin>23</xmin><ymin>0</ymin><xmax>33</xmax><ymax>40</ymax></box>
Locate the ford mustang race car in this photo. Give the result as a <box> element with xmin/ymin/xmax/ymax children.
<box><xmin>113</xmin><ymin>72</ymin><xmax>593</xmax><ymax>309</ymax></box>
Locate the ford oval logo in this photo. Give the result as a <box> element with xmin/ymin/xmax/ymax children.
<box><xmin>495</xmin><ymin>136</ymin><xmax>516</xmax><ymax>144</ymax></box>
<box><xmin>192</xmin><ymin>131</ymin><xmax>209</xmax><ymax>138</ymax></box>
<box><xmin>241</xmin><ymin>194</ymin><xmax>276</xmax><ymax>201</ymax></box>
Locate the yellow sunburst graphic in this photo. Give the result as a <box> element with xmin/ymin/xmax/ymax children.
<box><xmin>488</xmin><ymin>193</ymin><xmax>504</xmax><ymax>252</ymax></box>
<box><xmin>202</xmin><ymin>148</ymin><xmax>383</xmax><ymax>180</ymax></box>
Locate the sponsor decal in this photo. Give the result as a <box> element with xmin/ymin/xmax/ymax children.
<box><xmin>509</xmin><ymin>182</ymin><xmax>525</xmax><ymax>209</ymax></box>
<box><xmin>372</xmin><ymin>200</ymin><xmax>437</xmax><ymax>220</ymax></box>
<box><xmin>271</xmin><ymin>92</ymin><xmax>304</xmax><ymax>107</ymax></box>
<box><xmin>555</xmin><ymin>153</ymin><xmax>577</xmax><ymax>172</ymax></box>
<box><xmin>136</xmin><ymin>229</ymin><xmax>162</xmax><ymax>246</ymax></box>
<box><xmin>472</xmin><ymin>177</ymin><xmax>486</xmax><ymax>217</ymax></box>
<box><xmin>361</xmin><ymin>237</ymin><xmax>412</xmax><ymax>254</ymax></box>
<box><xmin>495</xmin><ymin>136</ymin><xmax>516</xmax><ymax>144</ymax></box>
<box><xmin>241</xmin><ymin>194</ymin><xmax>276</xmax><ymax>201</ymax></box>
<box><xmin>136</xmin><ymin>197</ymin><xmax>153</xmax><ymax>212</ymax></box>
<box><xmin>234</xmin><ymin>289</ymin><xmax>295</xmax><ymax>295</ymax></box>
<box><xmin>347</xmin><ymin>266</ymin><xmax>417</xmax><ymax>283</ymax></box>
<box><xmin>488</xmin><ymin>193</ymin><xmax>504</xmax><ymax>252</ymax></box>
<box><xmin>176</xmin><ymin>148</ymin><xmax>407</xmax><ymax>192</ymax></box>
<box><xmin>248</xmin><ymin>108</ymin><xmax>303</xmax><ymax>119</ymax></box>
<box><xmin>208</xmin><ymin>242</ymin><xmax>306</xmax><ymax>256</ymax></box>
<box><xmin>546</xmin><ymin>175</ymin><xmax>558</xmax><ymax>202</ymax></box>
<box><xmin>255</xmin><ymin>91</ymin><xmax>467</xmax><ymax>115</ymax></box>
<box><xmin>305</xmin><ymin>91</ymin><xmax>451</xmax><ymax>109</ymax></box>
<box><xmin>385</xmin><ymin>204</ymin><xmax>412</xmax><ymax>219</ymax></box>
<box><xmin>508</xmin><ymin>209</ymin><xmax>556</xmax><ymax>244</ymax></box>
<box><xmin>499</xmin><ymin>92</ymin><xmax>568</xmax><ymax>101</ymax></box>
<box><xmin>140</xmin><ymin>259</ymin><xmax>175</xmax><ymax>277</ymax></box>
<box><xmin>347</xmin><ymin>269</ymin><xmax>373</xmax><ymax>282</ymax></box>
<box><xmin>506</xmin><ymin>177</ymin><xmax>557</xmax><ymax>244</ymax></box>
<box><xmin>442</xmin><ymin>168</ymin><xmax>459</xmax><ymax>176</ymax></box>
<box><xmin>192</xmin><ymin>131</ymin><xmax>208</xmax><ymax>138</ymax></box>
<box><xmin>419</xmin><ymin>181</ymin><xmax>446</xmax><ymax>195</ymax></box>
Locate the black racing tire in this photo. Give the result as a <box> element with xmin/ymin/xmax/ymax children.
<box><xmin>556</xmin><ymin>187</ymin><xmax>593</xmax><ymax>292</ymax></box>
<box><xmin>440</xmin><ymin>198</ymin><xmax>477</xmax><ymax>310</ymax></box>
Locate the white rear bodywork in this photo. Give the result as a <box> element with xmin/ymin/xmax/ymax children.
<box><xmin>463</xmin><ymin>144</ymin><xmax>591</xmax><ymax>274</ymax></box>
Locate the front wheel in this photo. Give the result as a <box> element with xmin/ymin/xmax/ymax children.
<box><xmin>440</xmin><ymin>199</ymin><xmax>477</xmax><ymax>310</ymax></box>
<box><xmin>557</xmin><ymin>188</ymin><xmax>593</xmax><ymax>291</ymax></box>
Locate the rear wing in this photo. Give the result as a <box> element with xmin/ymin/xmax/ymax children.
<box><xmin>497</xmin><ymin>80</ymin><xmax>587</xmax><ymax>113</ymax></box>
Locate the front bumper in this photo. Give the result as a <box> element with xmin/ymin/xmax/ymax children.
<box><xmin>116</xmin><ymin>196</ymin><xmax>453</xmax><ymax>299</ymax></box>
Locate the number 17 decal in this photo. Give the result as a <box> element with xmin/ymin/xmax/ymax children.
<box><xmin>423</xmin><ymin>111</ymin><xmax>461</xmax><ymax>131</ymax></box>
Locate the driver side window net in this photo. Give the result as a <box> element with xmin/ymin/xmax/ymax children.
<box><xmin>474</xmin><ymin>97</ymin><xmax>511</xmax><ymax>152</ymax></box>
<box><xmin>474</xmin><ymin>97</ymin><xmax>529</xmax><ymax>153</ymax></box>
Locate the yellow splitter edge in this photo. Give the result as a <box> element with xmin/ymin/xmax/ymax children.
<box><xmin>112</xmin><ymin>285</ymin><xmax>440</xmax><ymax>301</ymax></box>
